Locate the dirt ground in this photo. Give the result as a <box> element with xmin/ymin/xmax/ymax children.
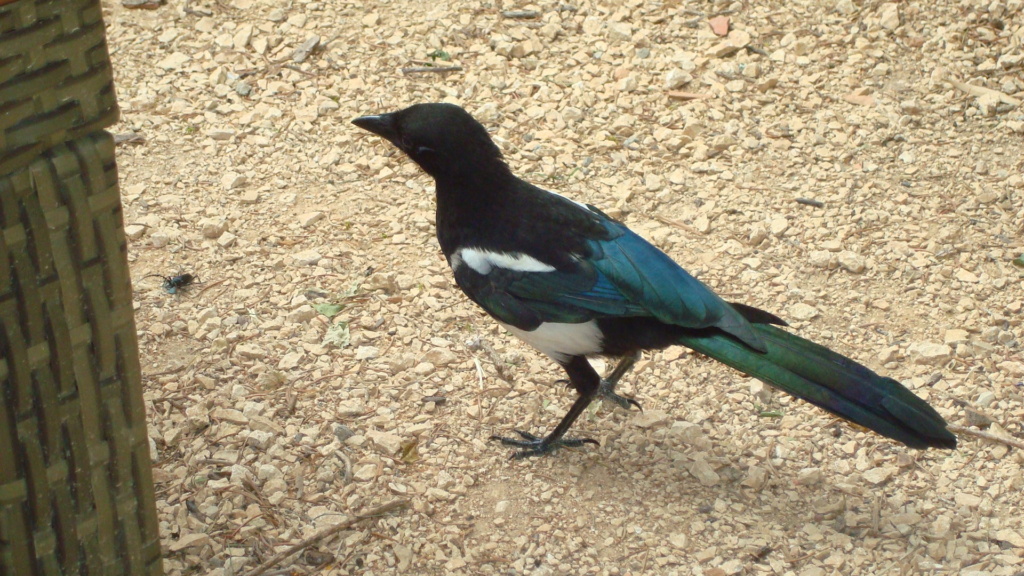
<box><xmin>103</xmin><ymin>0</ymin><xmax>1024</xmax><ymax>574</ymax></box>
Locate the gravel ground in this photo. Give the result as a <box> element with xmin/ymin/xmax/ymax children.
<box><xmin>104</xmin><ymin>0</ymin><xmax>1023</xmax><ymax>574</ymax></box>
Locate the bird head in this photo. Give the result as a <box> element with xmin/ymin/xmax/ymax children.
<box><xmin>352</xmin><ymin>103</ymin><xmax>507</xmax><ymax>181</ymax></box>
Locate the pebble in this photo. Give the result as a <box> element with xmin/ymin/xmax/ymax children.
<box><xmin>366</xmin><ymin>430</ymin><xmax>403</xmax><ymax>454</ymax></box>
<box><xmin>742</xmin><ymin>466</ymin><xmax>768</xmax><ymax>490</ymax></box>
<box><xmin>965</xmin><ymin>408</ymin><xmax>993</xmax><ymax>429</ymax></box>
<box><xmin>708</xmin><ymin>29</ymin><xmax>751</xmax><ymax>58</ymax></box>
<box><xmin>125</xmin><ymin>224</ymin><xmax>146</xmax><ymax>240</ymax></box>
<box><xmin>664</xmin><ymin>69</ymin><xmax>692</xmax><ymax>89</ymax></box>
<box><xmin>976</xmin><ymin>391</ymin><xmax>996</xmax><ymax>408</ymax></box>
<box><xmin>607</xmin><ymin>22</ymin><xmax>632</xmax><ymax>41</ymax></box>
<box><xmin>943</xmin><ymin>329</ymin><xmax>969</xmax><ymax>344</ymax></box>
<box><xmin>688</xmin><ymin>456</ymin><xmax>720</xmax><ymax>486</ymax></box>
<box><xmin>236</xmin><ymin>344</ymin><xmax>265</xmax><ymax>359</ymax></box>
<box><xmin>216</xmin><ymin>231</ymin><xmax>237</xmax><ymax>248</ymax></box>
<box><xmin>333</xmin><ymin>424</ymin><xmax>356</xmax><ymax>442</ymax></box>
<box><xmin>286</xmin><ymin>305</ymin><xmax>316</xmax><ymax>323</ymax></box>
<box><xmin>789</xmin><ymin>303</ymin><xmax>818</xmax><ymax>321</ymax></box>
<box><xmin>808</xmin><ymin>250</ymin><xmax>834</xmax><ymax>268</ymax></box>
<box><xmin>769</xmin><ymin>217</ymin><xmax>789</xmax><ymax>236</ymax></box>
<box><xmin>246</xmin><ymin>430</ymin><xmax>275</xmax><ymax>450</ymax></box>
<box><xmin>277</xmin><ymin>351</ymin><xmax>303</xmax><ymax>370</ymax></box>
<box><xmin>353</xmin><ymin>464</ymin><xmax>377</xmax><ymax>482</ymax></box>
<box><xmin>908</xmin><ymin>342</ymin><xmax>952</xmax><ymax>366</ymax></box>
<box><xmin>169</xmin><ymin>533</ymin><xmax>210</xmax><ymax>552</ymax></box>
<box><xmin>878</xmin><ymin>3</ymin><xmax>900</xmax><ymax>31</ymax></box>
<box><xmin>150</xmin><ymin>231</ymin><xmax>170</xmax><ymax>248</ymax></box>
<box><xmin>420</xmin><ymin>348</ymin><xmax>458</xmax><ymax>367</ymax></box>
<box><xmin>293</xmin><ymin>250</ymin><xmax>322</xmax><ymax>266</ymax></box>
<box><xmin>632</xmin><ymin>410</ymin><xmax>670</xmax><ymax>428</ymax></box>
<box><xmin>862</xmin><ymin>466</ymin><xmax>895</xmax><ymax>485</ymax></box>
<box><xmin>355</xmin><ymin>346</ymin><xmax>380</xmax><ymax>360</ymax></box>
<box><xmin>837</xmin><ymin>251</ymin><xmax>867</xmax><ymax>273</ymax></box>
<box><xmin>156</xmin><ymin>52</ymin><xmax>190</xmax><ymax>70</ymax></box>
<box><xmin>796</xmin><ymin>467</ymin><xmax>822</xmax><ymax>486</ymax></box>
<box><xmin>200</xmin><ymin>218</ymin><xmax>228</xmax><ymax>239</ymax></box>
<box><xmin>221</xmin><ymin>172</ymin><xmax>246</xmax><ymax>190</ymax></box>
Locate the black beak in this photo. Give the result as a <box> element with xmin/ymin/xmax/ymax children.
<box><xmin>352</xmin><ymin>113</ymin><xmax>399</xmax><ymax>144</ymax></box>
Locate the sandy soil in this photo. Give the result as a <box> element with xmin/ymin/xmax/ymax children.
<box><xmin>103</xmin><ymin>0</ymin><xmax>1024</xmax><ymax>574</ymax></box>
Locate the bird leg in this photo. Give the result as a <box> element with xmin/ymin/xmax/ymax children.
<box><xmin>491</xmin><ymin>393</ymin><xmax>599</xmax><ymax>459</ymax></box>
<box><xmin>597</xmin><ymin>351</ymin><xmax>642</xmax><ymax>412</ymax></box>
<box><xmin>491</xmin><ymin>355</ymin><xmax>602</xmax><ymax>458</ymax></box>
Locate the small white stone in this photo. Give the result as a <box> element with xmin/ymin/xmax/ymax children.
<box><xmin>607</xmin><ymin>22</ymin><xmax>632</xmax><ymax>41</ymax></box>
<box><xmin>908</xmin><ymin>342</ymin><xmax>952</xmax><ymax>366</ymax></box>
<box><xmin>221</xmin><ymin>172</ymin><xmax>246</xmax><ymax>190</ymax></box>
<box><xmin>943</xmin><ymin>329</ymin><xmax>969</xmax><ymax>344</ymax></box>
<box><xmin>355</xmin><ymin>346</ymin><xmax>380</xmax><ymax>360</ymax></box>
<box><xmin>742</xmin><ymin>466</ymin><xmax>768</xmax><ymax>490</ymax></box>
<box><xmin>169</xmin><ymin>533</ymin><xmax>210</xmax><ymax>552</ymax></box>
<box><xmin>632</xmin><ymin>409</ymin><xmax>670</xmax><ymax>428</ymax></box>
<box><xmin>837</xmin><ymin>251</ymin><xmax>866</xmax><ymax>273</ymax></box>
<box><xmin>878</xmin><ymin>3</ymin><xmax>900</xmax><ymax>30</ymax></box>
<box><xmin>900</xmin><ymin>99</ymin><xmax>923</xmax><ymax>115</ymax></box>
<box><xmin>808</xmin><ymin>250</ymin><xmax>833</xmax><ymax>268</ymax></box>
<box><xmin>688</xmin><ymin>456</ymin><xmax>720</xmax><ymax>486</ymax></box>
<box><xmin>246</xmin><ymin>430</ymin><xmax>275</xmax><ymax>450</ymax></box>
<box><xmin>156</xmin><ymin>52</ymin><xmax>190</xmax><ymax>70</ymax></box>
<box><xmin>353</xmin><ymin>464</ymin><xmax>377</xmax><ymax>481</ymax></box>
<box><xmin>863</xmin><ymin>466</ymin><xmax>896</xmax><ymax>484</ymax></box>
<box><xmin>286</xmin><ymin>305</ymin><xmax>316</xmax><ymax>323</ymax></box>
<box><xmin>236</xmin><ymin>344</ymin><xmax>265</xmax><ymax>359</ymax></box>
<box><xmin>150</xmin><ymin>231</ymin><xmax>170</xmax><ymax>248</ymax></box>
<box><xmin>769</xmin><ymin>217</ymin><xmax>789</xmax><ymax>236</ymax></box>
<box><xmin>796</xmin><ymin>467</ymin><xmax>822</xmax><ymax>485</ymax></box>
<box><xmin>366</xmin><ymin>430</ymin><xmax>403</xmax><ymax>454</ymax></box>
<box><xmin>125</xmin><ymin>224</ymin><xmax>146</xmax><ymax>240</ymax></box>
<box><xmin>318</xmin><ymin>100</ymin><xmax>340</xmax><ymax>115</ymax></box>
<box><xmin>664</xmin><ymin>69</ymin><xmax>692</xmax><ymax>89</ymax></box>
<box><xmin>298</xmin><ymin>212</ymin><xmax>324</xmax><ymax>228</ymax></box>
<box><xmin>200</xmin><ymin>218</ymin><xmax>227</xmax><ymax>239</ymax></box>
<box><xmin>789</xmin><ymin>303</ymin><xmax>819</xmax><ymax>321</ymax></box>
<box><xmin>206</xmin><ymin>129</ymin><xmax>235</xmax><ymax>141</ymax></box>
<box><xmin>293</xmin><ymin>250</ymin><xmax>322</xmax><ymax>266</ymax></box>
<box><xmin>216</xmin><ymin>232</ymin><xmax>237</xmax><ymax>248</ymax></box>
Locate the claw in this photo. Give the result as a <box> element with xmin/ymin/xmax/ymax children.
<box><xmin>597</xmin><ymin>379</ymin><xmax>643</xmax><ymax>412</ymax></box>
<box><xmin>490</xmin><ymin>431</ymin><xmax>599</xmax><ymax>458</ymax></box>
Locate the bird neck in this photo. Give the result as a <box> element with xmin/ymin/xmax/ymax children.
<box><xmin>433</xmin><ymin>166</ymin><xmax>520</xmax><ymax>255</ymax></box>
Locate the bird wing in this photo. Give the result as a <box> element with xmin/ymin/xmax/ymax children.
<box><xmin>586</xmin><ymin>217</ymin><xmax>765</xmax><ymax>350</ymax></box>
<box><xmin>450</xmin><ymin>210</ymin><xmax>765</xmax><ymax>351</ymax></box>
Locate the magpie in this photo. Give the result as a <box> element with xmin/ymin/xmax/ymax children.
<box><xmin>353</xmin><ymin>103</ymin><xmax>957</xmax><ymax>458</ymax></box>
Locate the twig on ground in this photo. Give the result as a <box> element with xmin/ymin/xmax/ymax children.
<box><xmin>244</xmin><ymin>499</ymin><xmax>411</xmax><ymax>576</ymax></box>
<box><xmin>948</xmin><ymin>424</ymin><xmax>1024</xmax><ymax>451</ymax></box>
<box><xmin>402</xmin><ymin>66</ymin><xmax>463</xmax><ymax>74</ymax></box>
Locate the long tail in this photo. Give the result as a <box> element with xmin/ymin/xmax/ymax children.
<box><xmin>677</xmin><ymin>322</ymin><xmax>957</xmax><ymax>449</ymax></box>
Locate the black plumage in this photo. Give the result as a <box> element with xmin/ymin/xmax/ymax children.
<box><xmin>353</xmin><ymin>103</ymin><xmax>956</xmax><ymax>458</ymax></box>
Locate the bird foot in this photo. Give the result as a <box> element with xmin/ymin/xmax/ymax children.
<box><xmin>597</xmin><ymin>379</ymin><xmax>643</xmax><ymax>412</ymax></box>
<box><xmin>490</xmin><ymin>430</ymin><xmax>599</xmax><ymax>459</ymax></box>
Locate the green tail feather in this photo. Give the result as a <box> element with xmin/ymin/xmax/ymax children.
<box><xmin>677</xmin><ymin>324</ymin><xmax>957</xmax><ymax>449</ymax></box>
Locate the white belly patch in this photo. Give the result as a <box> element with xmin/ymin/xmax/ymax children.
<box><xmin>501</xmin><ymin>320</ymin><xmax>603</xmax><ymax>363</ymax></box>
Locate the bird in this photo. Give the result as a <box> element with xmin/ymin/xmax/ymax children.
<box><xmin>352</xmin><ymin>103</ymin><xmax>957</xmax><ymax>458</ymax></box>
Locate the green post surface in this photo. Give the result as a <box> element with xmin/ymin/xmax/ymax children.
<box><xmin>0</xmin><ymin>0</ymin><xmax>163</xmax><ymax>574</ymax></box>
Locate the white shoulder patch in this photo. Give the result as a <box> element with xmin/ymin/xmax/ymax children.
<box><xmin>454</xmin><ymin>248</ymin><xmax>556</xmax><ymax>275</ymax></box>
<box><xmin>543</xmin><ymin>187</ymin><xmax>591</xmax><ymax>212</ymax></box>
<box><xmin>501</xmin><ymin>320</ymin><xmax>603</xmax><ymax>363</ymax></box>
